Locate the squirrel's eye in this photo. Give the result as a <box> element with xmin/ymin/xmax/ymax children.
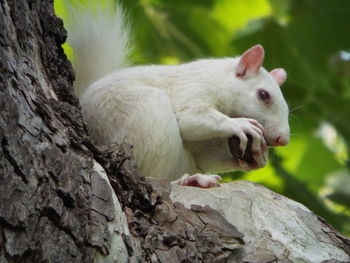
<box><xmin>257</xmin><ymin>89</ymin><xmax>270</xmax><ymax>102</ymax></box>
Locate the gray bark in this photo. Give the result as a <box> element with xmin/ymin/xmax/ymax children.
<box><xmin>0</xmin><ymin>0</ymin><xmax>115</xmax><ymax>261</ymax></box>
<box><xmin>171</xmin><ymin>181</ymin><xmax>350</xmax><ymax>263</ymax></box>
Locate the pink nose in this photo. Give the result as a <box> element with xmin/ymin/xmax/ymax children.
<box><xmin>275</xmin><ymin>136</ymin><xmax>289</xmax><ymax>146</ymax></box>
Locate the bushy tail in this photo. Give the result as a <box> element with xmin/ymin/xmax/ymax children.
<box><xmin>64</xmin><ymin>1</ymin><xmax>131</xmax><ymax>97</ymax></box>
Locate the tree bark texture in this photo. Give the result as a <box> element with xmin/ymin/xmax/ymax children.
<box><xmin>0</xmin><ymin>0</ymin><xmax>112</xmax><ymax>261</ymax></box>
<box><xmin>171</xmin><ymin>181</ymin><xmax>350</xmax><ymax>262</ymax></box>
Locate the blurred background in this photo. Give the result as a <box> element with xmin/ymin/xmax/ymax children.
<box><xmin>55</xmin><ymin>0</ymin><xmax>350</xmax><ymax>236</ymax></box>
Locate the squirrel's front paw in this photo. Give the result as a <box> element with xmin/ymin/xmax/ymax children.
<box><xmin>254</xmin><ymin>143</ymin><xmax>268</xmax><ymax>168</ymax></box>
<box><xmin>228</xmin><ymin>134</ymin><xmax>268</xmax><ymax>171</ymax></box>
<box><xmin>228</xmin><ymin>118</ymin><xmax>265</xmax><ymax>155</ymax></box>
<box><xmin>173</xmin><ymin>174</ymin><xmax>222</xmax><ymax>188</ymax></box>
<box><xmin>237</xmin><ymin>144</ymin><xmax>268</xmax><ymax>171</ymax></box>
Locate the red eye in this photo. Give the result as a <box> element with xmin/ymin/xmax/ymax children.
<box><xmin>258</xmin><ymin>89</ymin><xmax>270</xmax><ymax>102</ymax></box>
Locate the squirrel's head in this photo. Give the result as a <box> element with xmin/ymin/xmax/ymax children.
<box><xmin>233</xmin><ymin>45</ymin><xmax>290</xmax><ymax>147</ymax></box>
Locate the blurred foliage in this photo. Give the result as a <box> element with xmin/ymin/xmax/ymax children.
<box><xmin>55</xmin><ymin>0</ymin><xmax>350</xmax><ymax>236</ymax></box>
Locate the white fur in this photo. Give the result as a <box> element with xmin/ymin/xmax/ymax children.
<box><xmin>66</xmin><ymin>4</ymin><xmax>290</xmax><ymax>182</ymax></box>
<box><xmin>65</xmin><ymin>2</ymin><xmax>131</xmax><ymax>97</ymax></box>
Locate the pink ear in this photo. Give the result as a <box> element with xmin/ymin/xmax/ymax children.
<box><xmin>236</xmin><ymin>45</ymin><xmax>265</xmax><ymax>78</ymax></box>
<box><xmin>270</xmin><ymin>68</ymin><xmax>287</xmax><ymax>85</ymax></box>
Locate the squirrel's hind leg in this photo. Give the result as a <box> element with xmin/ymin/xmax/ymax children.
<box><xmin>172</xmin><ymin>174</ymin><xmax>222</xmax><ymax>188</ymax></box>
<box><xmin>96</xmin><ymin>85</ymin><xmax>196</xmax><ymax>180</ymax></box>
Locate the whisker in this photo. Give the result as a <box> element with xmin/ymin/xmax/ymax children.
<box><xmin>289</xmin><ymin>105</ymin><xmax>303</xmax><ymax>113</ymax></box>
<box><xmin>289</xmin><ymin>113</ymin><xmax>299</xmax><ymax>119</ymax></box>
<box><xmin>289</xmin><ymin>114</ymin><xmax>301</xmax><ymax>125</ymax></box>
<box><xmin>290</xmin><ymin>133</ymin><xmax>303</xmax><ymax>137</ymax></box>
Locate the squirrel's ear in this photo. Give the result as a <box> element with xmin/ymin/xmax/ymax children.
<box><xmin>236</xmin><ymin>45</ymin><xmax>265</xmax><ymax>78</ymax></box>
<box><xmin>270</xmin><ymin>68</ymin><xmax>287</xmax><ymax>86</ymax></box>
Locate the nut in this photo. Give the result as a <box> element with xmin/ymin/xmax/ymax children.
<box><xmin>228</xmin><ymin>134</ymin><xmax>254</xmax><ymax>163</ymax></box>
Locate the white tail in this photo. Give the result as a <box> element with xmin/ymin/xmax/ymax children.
<box><xmin>64</xmin><ymin>2</ymin><xmax>132</xmax><ymax>97</ymax></box>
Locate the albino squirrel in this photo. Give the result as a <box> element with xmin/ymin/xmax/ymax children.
<box><xmin>65</xmin><ymin>3</ymin><xmax>290</xmax><ymax>188</ymax></box>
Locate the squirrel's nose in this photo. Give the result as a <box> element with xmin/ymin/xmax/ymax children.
<box><xmin>275</xmin><ymin>136</ymin><xmax>289</xmax><ymax>146</ymax></box>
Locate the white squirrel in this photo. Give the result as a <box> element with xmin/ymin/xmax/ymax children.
<box><xmin>65</xmin><ymin>3</ymin><xmax>290</xmax><ymax>188</ymax></box>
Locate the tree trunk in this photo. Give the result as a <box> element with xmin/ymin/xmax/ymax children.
<box><xmin>0</xmin><ymin>0</ymin><xmax>110</xmax><ymax>261</ymax></box>
<box><xmin>0</xmin><ymin>1</ymin><xmax>349</xmax><ymax>263</ymax></box>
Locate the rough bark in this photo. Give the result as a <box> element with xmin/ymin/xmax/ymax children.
<box><xmin>0</xmin><ymin>0</ymin><xmax>114</xmax><ymax>261</ymax></box>
<box><xmin>1</xmin><ymin>1</ymin><xmax>349</xmax><ymax>263</ymax></box>
<box><xmin>171</xmin><ymin>181</ymin><xmax>350</xmax><ymax>262</ymax></box>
